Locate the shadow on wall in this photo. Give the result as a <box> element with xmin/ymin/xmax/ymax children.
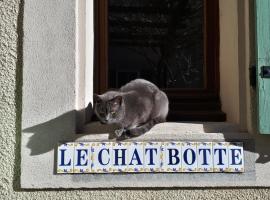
<box><xmin>23</xmin><ymin>103</ymin><xmax>119</xmax><ymax>156</ymax></box>
<box><xmin>23</xmin><ymin>110</ymin><xmax>78</xmax><ymax>156</ymax></box>
<box><xmin>250</xmin><ymin>135</ymin><xmax>270</xmax><ymax>164</ymax></box>
<box><xmin>22</xmin><ymin>102</ymin><xmax>270</xmax><ymax>164</ymax></box>
<box><xmin>203</xmin><ymin>124</ymin><xmax>270</xmax><ymax>164</ymax></box>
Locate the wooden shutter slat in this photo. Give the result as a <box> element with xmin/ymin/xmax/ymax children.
<box><xmin>255</xmin><ymin>0</ymin><xmax>270</xmax><ymax>134</ymax></box>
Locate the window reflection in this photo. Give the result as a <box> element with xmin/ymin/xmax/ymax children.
<box><xmin>108</xmin><ymin>0</ymin><xmax>204</xmax><ymax>89</ymax></box>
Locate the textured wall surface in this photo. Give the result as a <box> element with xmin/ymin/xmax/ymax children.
<box><xmin>1</xmin><ymin>0</ymin><xmax>270</xmax><ymax>199</ymax></box>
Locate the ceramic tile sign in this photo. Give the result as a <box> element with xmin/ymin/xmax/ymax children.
<box><xmin>73</xmin><ymin>142</ymin><xmax>91</xmax><ymax>173</ymax></box>
<box><xmin>57</xmin><ymin>143</ymin><xmax>74</xmax><ymax>173</ymax></box>
<box><xmin>197</xmin><ymin>142</ymin><xmax>213</xmax><ymax>172</ymax></box>
<box><xmin>56</xmin><ymin>142</ymin><xmax>244</xmax><ymax>174</ymax></box>
<box><xmin>161</xmin><ymin>142</ymin><xmax>182</xmax><ymax>172</ymax></box>
<box><xmin>182</xmin><ymin>142</ymin><xmax>197</xmax><ymax>172</ymax></box>
<box><xmin>127</xmin><ymin>142</ymin><xmax>144</xmax><ymax>172</ymax></box>
<box><xmin>144</xmin><ymin>142</ymin><xmax>161</xmax><ymax>172</ymax></box>
<box><xmin>213</xmin><ymin>142</ymin><xmax>229</xmax><ymax>172</ymax></box>
<box><xmin>89</xmin><ymin>142</ymin><xmax>112</xmax><ymax>173</ymax></box>
<box><xmin>227</xmin><ymin>142</ymin><xmax>244</xmax><ymax>172</ymax></box>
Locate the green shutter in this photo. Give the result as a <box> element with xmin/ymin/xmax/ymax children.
<box><xmin>255</xmin><ymin>0</ymin><xmax>270</xmax><ymax>134</ymax></box>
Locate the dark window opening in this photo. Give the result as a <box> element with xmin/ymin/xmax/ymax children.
<box><xmin>108</xmin><ymin>0</ymin><xmax>204</xmax><ymax>89</ymax></box>
<box><xmin>94</xmin><ymin>0</ymin><xmax>226</xmax><ymax>121</ymax></box>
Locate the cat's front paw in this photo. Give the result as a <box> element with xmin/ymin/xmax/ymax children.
<box><xmin>116</xmin><ymin>132</ymin><xmax>131</xmax><ymax>141</ymax></box>
<box><xmin>114</xmin><ymin>129</ymin><xmax>124</xmax><ymax>138</ymax></box>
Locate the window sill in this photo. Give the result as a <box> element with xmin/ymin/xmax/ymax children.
<box><xmin>80</xmin><ymin>121</ymin><xmax>249</xmax><ymax>141</ymax></box>
<box><xmin>21</xmin><ymin>122</ymin><xmax>258</xmax><ymax>189</ymax></box>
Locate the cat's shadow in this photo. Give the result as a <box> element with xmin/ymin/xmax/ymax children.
<box><xmin>23</xmin><ymin>103</ymin><xmax>119</xmax><ymax>156</ymax></box>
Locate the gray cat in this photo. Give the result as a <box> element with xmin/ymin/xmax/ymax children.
<box><xmin>94</xmin><ymin>79</ymin><xmax>169</xmax><ymax>139</ymax></box>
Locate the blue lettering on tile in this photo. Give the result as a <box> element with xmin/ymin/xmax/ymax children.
<box><xmin>230</xmin><ymin>148</ymin><xmax>242</xmax><ymax>165</ymax></box>
<box><xmin>129</xmin><ymin>148</ymin><xmax>143</xmax><ymax>165</ymax></box>
<box><xmin>98</xmin><ymin>148</ymin><xmax>110</xmax><ymax>165</ymax></box>
<box><xmin>59</xmin><ymin>149</ymin><xmax>71</xmax><ymax>166</ymax></box>
<box><xmin>114</xmin><ymin>149</ymin><xmax>127</xmax><ymax>166</ymax></box>
<box><xmin>145</xmin><ymin>148</ymin><xmax>158</xmax><ymax>165</ymax></box>
<box><xmin>183</xmin><ymin>148</ymin><xmax>196</xmax><ymax>165</ymax></box>
<box><xmin>75</xmin><ymin>149</ymin><xmax>88</xmax><ymax>166</ymax></box>
<box><xmin>214</xmin><ymin>148</ymin><xmax>227</xmax><ymax>165</ymax></box>
<box><xmin>198</xmin><ymin>148</ymin><xmax>211</xmax><ymax>165</ymax></box>
<box><xmin>168</xmin><ymin>148</ymin><xmax>180</xmax><ymax>165</ymax></box>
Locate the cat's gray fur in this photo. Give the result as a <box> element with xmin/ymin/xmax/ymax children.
<box><xmin>94</xmin><ymin>79</ymin><xmax>169</xmax><ymax>139</ymax></box>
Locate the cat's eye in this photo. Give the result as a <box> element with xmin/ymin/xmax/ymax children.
<box><xmin>111</xmin><ymin>112</ymin><xmax>116</xmax><ymax>117</ymax></box>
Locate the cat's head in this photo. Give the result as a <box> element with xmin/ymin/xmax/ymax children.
<box><xmin>93</xmin><ymin>93</ymin><xmax>124</xmax><ymax>124</ymax></box>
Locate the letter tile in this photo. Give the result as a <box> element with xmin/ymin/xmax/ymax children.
<box><xmin>197</xmin><ymin>142</ymin><xmax>213</xmax><ymax>172</ymax></box>
<box><xmin>111</xmin><ymin>142</ymin><xmax>129</xmax><ymax>172</ymax></box>
<box><xmin>57</xmin><ymin>143</ymin><xmax>74</xmax><ymax>174</ymax></box>
<box><xmin>161</xmin><ymin>142</ymin><xmax>182</xmax><ymax>172</ymax></box>
<box><xmin>228</xmin><ymin>142</ymin><xmax>244</xmax><ymax>173</ymax></box>
<box><xmin>127</xmin><ymin>142</ymin><xmax>144</xmax><ymax>172</ymax></box>
<box><xmin>144</xmin><ymin>142</ymin><xmax>161</xmax><ymax>172</ymax></box>
<box><xmin>213</xmin><ymin>142</ymin><xmax>229</xmax><ymax>172</ymax></box>
<box><xmin>182</xmin><ymin>142</ymin><xmax>197</xmax><ymax>172</ymax></box>
<box><xmin>73</xmin><ymin>142</ymin><xmax>91</xmax><ymax>173</ymax></box>
<box><xmin>91</xmin><ymin>142</ymin><xmax>112</xmax><ymax>173</ymax></box>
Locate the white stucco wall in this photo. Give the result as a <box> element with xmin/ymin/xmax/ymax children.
<box><xmin>2</xmin><ymin>0</ymin><xmax>270</xmax><ymax>199</ymax></box>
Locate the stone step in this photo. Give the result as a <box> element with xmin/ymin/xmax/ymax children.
<box><xmin>79</xmin><ymin>122</ymin><xmax>251</xmax><ymax>142</ymax></box>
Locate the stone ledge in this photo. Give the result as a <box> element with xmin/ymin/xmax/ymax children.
<box><xmin>21</xmin><ymin>122</ymin><xmax>260</xmax><ymax>189</ymax></box>
<box><xmin>78</xmin><ymin>122</ymin><xmax>251</xmax><ymax>141</ymax></box>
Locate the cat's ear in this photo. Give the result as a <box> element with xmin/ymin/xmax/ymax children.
<box><xmin>112</xmin><ymin>95</ymin><xmax>122</xmax><ymax>106</ymax></box>
<box><xmin>93</xmin><ymin>94</ymin><xmax>102</xmax><ymax>104</ymax></box>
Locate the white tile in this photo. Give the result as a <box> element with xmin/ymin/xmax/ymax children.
<box><xmin>144</xmin><ymin>142</ymin><xmax>161</xmax><ymax>172</ymax></box>
<box><xmin>73</xmin><ymin>142</ymin><xmax>91</xmax><ymax>173</ymax></box>
<box><xmin>228</xmin><ymin>142</ymin><xmax>244</xmax><ymax>173</ymax></box>
<box><xmin>213</xmin><ymin>142</ymin><xmax>229</xmax><ymax>172</ymax></box>
<box><xmin>91</xmin><ymin>142</ymin><xmax>112</xmax><ymax>173</ymax></box>
<box><xmin>161</xmin><ymin>142</ymin><xmax>182</xmax><ymax>172</ymax></box>
<box><xmin>57</xmin><ymin>143</ymin><xmax>74</xmax><ymax>174</ymax></box>
<box><xmin>111</xmin><ymin>142</ymin><xmax>129</xmax><ymax>172</ymax></box>
<box><xmin>126</xmin><ymin>142</ymin><xmax>144</xmax><ymax>172</ymax></box>
<box><xmin>181</xmin><ymin>142</ymin><xmax>197</xmax><ymax>172</ymax></box>
<box><xmin>197</xmin><ymin>142</ymin><xmax>213</xmax><ymax>172</ymax></box>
